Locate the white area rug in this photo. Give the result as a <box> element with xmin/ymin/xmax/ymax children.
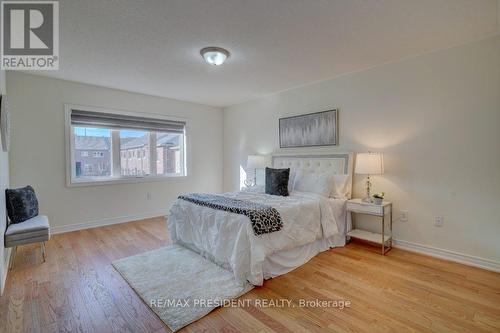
<box><xmin>112</xmin><ymin>245</ymin><xmax>254</xmax><ymax>332</ymax></box>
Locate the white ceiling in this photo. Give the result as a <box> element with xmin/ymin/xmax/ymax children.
<box><xmin>34</xmin><ymin>0</ymin><xmax>499</xmax><ymax>107</ymax></box>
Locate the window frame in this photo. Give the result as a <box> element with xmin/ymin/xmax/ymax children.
<box><xmin>65</xmin><ymin>104</ymin><xmax>189</xmax><ymax>187</ymax></box>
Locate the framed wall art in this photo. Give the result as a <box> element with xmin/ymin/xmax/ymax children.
<box><xmin>279</xmin><ymin>109</ymin><xmax>338</xmax><ymax>148</ymax></box>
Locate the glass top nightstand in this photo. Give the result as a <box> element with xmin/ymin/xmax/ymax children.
<box><xmin>346</xmin><ymin>198</ymin><xmax>393</xmax><ymax>255</ymax></box>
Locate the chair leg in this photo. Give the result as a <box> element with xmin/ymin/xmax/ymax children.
<box><xmin>41</xmin><ymin>242</ymin><xmax>46</xmax><ymax>262</ymax></box>
<box><xmin>9</xmin><ymin>246</ymin><xmax>17</xmax><ymax>270</ymax></box>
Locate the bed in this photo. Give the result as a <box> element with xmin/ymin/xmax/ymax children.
<box><xmin>168</xmin><ymin>153</ymin><xmax>354</xmax><ymax>286</ymax></box>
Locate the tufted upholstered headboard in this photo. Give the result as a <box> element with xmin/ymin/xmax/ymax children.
<box><xmin>272</xmin><ymin>152</ymin><xmax>354</xmax><ymax>199</ymax></box>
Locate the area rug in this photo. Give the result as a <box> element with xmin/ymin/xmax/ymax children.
<box><xmin>112</xmin><ymin>244</ymin><xmax>254</xmax><ymax>332</ymax></box>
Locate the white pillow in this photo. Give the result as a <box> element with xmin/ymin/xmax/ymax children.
<box><xmin>288</xmin><ymin>170</ymin><xmax>298</xmax><ymax>193</ymax></box>
<box><xmin>331</xmin><ymin>174</ymin><xmax>350</xmax><ymax>199</ymax></box>
<box><xmin>293</xmin><ymin>171</ymin><xmax>335</xmax><ymax>197</ymax></box>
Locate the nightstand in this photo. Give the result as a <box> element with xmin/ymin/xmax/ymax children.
<box><xmin>346</xmin><ymin>198</ymin><xmax>392</xmax><ymax>255</ymax></box>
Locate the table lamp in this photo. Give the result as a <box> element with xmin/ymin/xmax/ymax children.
<box><xmin>355</xmin><ymin>152</ymin><xmax>384</xmax><ymax>202</ymax></box>
<box><xmin>246</xmin><ymin>155</ymin><xmax>269</xmax><ymax>186</ymax></box>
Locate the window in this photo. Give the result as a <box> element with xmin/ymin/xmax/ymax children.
<box><xmin>74</xmin><ymin>128</ymin><xmax>111</xmax><ymax>178</ymax></box>
<box><xmin>156</xmin><ymin>132</ymin><xmax>184</xmax><ymax>175</ymax></box>
<box><xmin>120</xmin><ymin>130</ymin><xmax>150</xmax><ymax>176</ymax></box>
<box><xmin>67</xmin><ymin>106</ymin><xmax>186</xmax><ymax>185</ymax></box>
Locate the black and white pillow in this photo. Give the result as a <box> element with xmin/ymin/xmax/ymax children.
<box><xmin>265</xmin><ymin>167</ymin><xmax>290</xmax><ymax>196</ymax></box>
<box><xmin>5</xmin><ymin>185</ymin><xmax>39</xmax><ymax>224</ymax></box>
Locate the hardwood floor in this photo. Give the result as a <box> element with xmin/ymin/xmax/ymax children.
<box><xmin>1</xmin><ymin>217</ymin><xmax>499</xmax><ymax>333</ymax></box>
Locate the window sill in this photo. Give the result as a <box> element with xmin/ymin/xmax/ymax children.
<box><xmin>67</xmin><ymin>174</ymin><xmax>188</xmax><ymax>187</ymax></box>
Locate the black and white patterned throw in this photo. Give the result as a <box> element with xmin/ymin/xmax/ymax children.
<box><xmin>178</xmin><ymin>193</ymin><xmax>283</xmax><ymax>236</ymax></box>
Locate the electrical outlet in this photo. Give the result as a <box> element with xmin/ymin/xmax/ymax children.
<box><xmin>146</xmin><ymin>192</ymin><xmax>152</xmax><ymax>200</ymax></box>
<box><xmin>435</xmin><ymin>216</ymin><xmax>444</xmax><ymax>227</ymax></box>
<box><xmin>400</xmin><ymin>210</ymin><xmax>408</xmax><ymax>222</ymax></box>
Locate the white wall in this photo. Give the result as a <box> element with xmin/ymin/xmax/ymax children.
<box><xmin>224</xmin><ymin>35</ymin><xmax>500</xmax><ymax>264</ymax></box>
<box><xmin>0</xmin><ymin>68</ymin><xmax>10</xmax><ymax>294</ymax></box>
<box><xmin>7</xmin><ymin>72</ymin><xmax>223</xmax><ymax>232</ymax></box>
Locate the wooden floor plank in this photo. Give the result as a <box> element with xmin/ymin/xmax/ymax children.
<box><xmin>1</xmin><ymin>217</ymin><xmax>499</xmax><ymax>333</ymax></box>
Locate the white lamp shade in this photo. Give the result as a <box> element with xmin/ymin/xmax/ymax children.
<box><xmin>355</xmin><ymin>153</ymin><xmax>384</xmax><ymax>175</ymax></box>
<box><xmin>246</xmin><ymin>155</ymin><xmax>269</xmax><ymax>169</ymax></box>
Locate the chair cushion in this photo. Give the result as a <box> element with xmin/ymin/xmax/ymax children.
<box><xmin>5</xmin><ymin>234</ymin><xmax>49</xmax><ymax>248</ymax></box>
<box><xmin>5</xmin><ymin>215</ymin><xmax>50</xmax><ymax>248</ymax></box>
<box><xmin>6</xmin><ymin>228</ymin><xmax>50</xmax><ymax>242</ymax></box>
<box><xmin>5</xmin><ymin>215</ymin><xmax>49</xmax><ymax>236</ymax></box>
<box><xmin>5</xmin><ymin>185</ymin><xmax>39</xmax><ymax>224</ymax></box>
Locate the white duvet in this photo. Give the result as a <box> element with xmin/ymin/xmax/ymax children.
<box><xmin>168</xmin><ymin>190</ymin><xmax>345</xmax><ymax>285</ymax></box>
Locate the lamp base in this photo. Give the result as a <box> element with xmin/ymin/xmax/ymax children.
<box><xmin>363</xmin><ymin>175</ymin><xmax>372</xmax><ymax>203</ymax></box>
<box><xmin>244</xmin><ymin>178</ymin><xmax>256</xmax><ymax>187</ymax></box>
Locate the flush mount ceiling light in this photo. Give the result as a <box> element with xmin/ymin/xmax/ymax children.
<box><xmin>200</xmin><ymin>47</ymin><xmax>230</xmax><ymax>66</ymax></box>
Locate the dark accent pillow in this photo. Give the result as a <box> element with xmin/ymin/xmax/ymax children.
<box><xmin>265</xmin><ymin>168</ymin><xmax>290</xmax><ymax>196</ymax></box>
<box><xmin>5</xmin><ymin>185</ymin><xmax>39</xmax><ymax>224</ymax></box>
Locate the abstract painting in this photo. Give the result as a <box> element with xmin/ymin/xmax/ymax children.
<box><xmin>279</xmin><ymin>109</ymin><xmax>338</xmax><ymax>148</ymax></box>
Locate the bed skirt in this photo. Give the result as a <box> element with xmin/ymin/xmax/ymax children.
<box><xmin>262</xmin><ymin>233</ymin><xmax>346</xmax><ymax>280</ymax></box>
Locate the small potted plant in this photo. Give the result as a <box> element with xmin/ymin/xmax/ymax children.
<box><xmin>372</xmin><ymin>192</ymin><xmax>385</xmax><ymax>205</ymax></box>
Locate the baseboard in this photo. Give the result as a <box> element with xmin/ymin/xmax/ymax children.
<box><xmin>1</xmin><ymin>247</ymin><xmax>11</xmax><ymax>296</ymax></box>
<box><xmin>1</xmin><ymin>268</ymin><xmax>6</xmax><ymax>295</ymax></box>
<box><xmin>51</xmin><ymin>210</ymin><xmax>170</xmax><ymax>235</ymax></box>
<box><xmin>393</xmin><ymin>239</ymin><xmax>500</xmax><ymax>273</ymax></box>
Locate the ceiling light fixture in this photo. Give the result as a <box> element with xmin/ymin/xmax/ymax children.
<box><xmin>200</xmin><ymin>47</ymin><xmax>230</xmax><ymax>66</ymax></box>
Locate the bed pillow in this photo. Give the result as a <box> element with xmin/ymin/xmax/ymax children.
<box><xmin>5</xmin><ymin>185</ymin><xmax>39</xmax><ymax>224</ymax></box>
<box><xmin>265</xmin><ymin>167</ymin><xmax>290</xmax><ymax>196</ymax></box>
<box><xmin>293</xmin><ymin>171</ymin><xmax>335</xmax><ymax>197</ymax></box>
<box><xmin>288</xmin><ymin>170</ymin><xmax>299</xmax><ymax>193</ymax></box>
<box><xmin>331</xmin><ymin>174</ymin><xmax>350</xmax><ymax>199</ymax></box>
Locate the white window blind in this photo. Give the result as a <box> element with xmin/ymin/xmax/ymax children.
<box><xmin>70</xmin><ymin>110</ymin><xmax>186</xmax><ymax>133</ymax></box>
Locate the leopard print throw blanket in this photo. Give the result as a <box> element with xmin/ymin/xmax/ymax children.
<box><xmin>178</xmin><ymin>193</ymin><xmax>283</xmax><ymax>236</ymax></box>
